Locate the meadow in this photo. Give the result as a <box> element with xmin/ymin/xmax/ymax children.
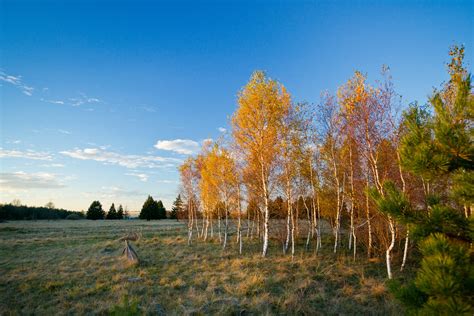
<box><xmin>0</xmin><ymin>220</ymin><xmax>402</xmax><ymax>315</ymax></box>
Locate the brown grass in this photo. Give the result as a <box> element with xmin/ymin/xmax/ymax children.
<box><xmin>0</xmin><ymin>220</ymin><xmax>401</xmax><ymax>315</ymax></box>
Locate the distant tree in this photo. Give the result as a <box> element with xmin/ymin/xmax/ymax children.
<box><xmin>106</xmin><ymin>203</ymin><xmax>117</xmax><ymax>219</ymax></box>
<box><xmin>117</xmin><ymin>204</ymin><xmax>124</xmax><ymax>219</ymax></box>
<box><xmin>269</xmin><ymin>196</ymin><xmax>285</xmax><ymax>219</ymax></box>
<box><xmin>86</xmin><ymin>201</ymin><xmax>105</xmax><ymax>220</ymax></box>
<box><xmin>171</xmin><ymin>194</ymin><xmax>183</xmax><ymax>220</ymax></box>
<box><xmin>139</xmin><ymin>196</ymin><xmax>161</xmax><ymax>220</ymax></box>
<box><xmin>156</xmin><ymin>200</ymin><xmax>167</xmax><ymax>219</ymax></box>
<box><xmin>11</xmin><ymin>199</ymin><xmax>22</xmax><ymax>207</ymax></box>
<box><xmin>45</xmin><ymin>201</ymin><xmax>55</xmax><ymax>209</ymax></box>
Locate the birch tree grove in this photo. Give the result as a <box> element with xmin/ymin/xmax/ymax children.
<box><xmin>177</xmin><ymin>46</ymin><xmax>473</xmax><ymax>312</ymax></box>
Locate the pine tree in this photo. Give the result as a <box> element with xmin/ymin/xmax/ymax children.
<box><xmin>86</xmin><ymin>201</ymin><xmax>105</xmax><ymax>220</ymax></box>
<box><xmin>171</xmin><ymin>194</ymin><xmax>183</xmax><ymax>220</ymax></box>
<box><xmin>156</xmin><ymin>200</ymin><xmax>167</xmax><ymax>219</ymax></box>
<box><xmin>139</xmin><ymin>195</ymin><xmax>161</xmax><ymax>220</ymax></box>
<box><xmin>106</xmin><ymin>203</ymin><xmax>117</xmax><ymax>219</ymax></box>
<box><xmin>117</xmin><ymin>204</ymin><xmax>124</xmax><ymax>219</ymax></box>
<box><xmin>374</xmin><ymin>46</ymin><xmax>473</xmax><ymax>314</ymax></box>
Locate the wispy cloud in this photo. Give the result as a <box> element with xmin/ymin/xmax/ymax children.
<box><xmin>138</xmin><ymin>105</ymin><xmax>157</xmax><ymax>113</ymax></box>
<box><xmin>5</xmin><ymin>140</ymin><xmax>22</xmax><ymax>144</ymax></box>
<box><xmin>60</xmin><ymin>147</ymin><xmax>181</xmax><ymax>169</ymax></box>
<box><xmin>126</xmin><ymin>172</ymin><xmax>149</xmax><ymax>182</ymax></box>
<box><xmin>154</xmin><ymin>139</ymin><xmax>200</xmax><ymax>155</ymax></box>
<box><xmin>58</xmin><ymin>129</ymin><xmax>71</xmax><ymax>135</ymax></box>
<box><xmin>22</xmin><ymin>86</ymin><xmax>34</xmax><ymax>96</ymax></box>
<box><xmin>1</xmin><ymin>69</ymin><xmax>104</xmax><ymax>112</ymax></box>
<box><xmin>218</xmin><ymin>127</ymin><xmax>227</xmax><ymax>133</ymax></box>
<box><xmin>0</xmin><ymin>148</ymin><xmax>53</xmax><ymax>161</ymax></box>
<box><xmin>85</xmin><ymin>186</ymin><xmax>145</xmax><ymax>199</ymax></box>
<box><xmin>0</xmin><ymin>70</ymin><xmax>35</xmax><ymax>96</ymax></box>
<box><xmin>0</xmin><ymin>171</ymin><xmax>66</xmax><ymax>189</ymax></box>
<box><xmin>41</xmin><ymin>98</ymin><xmax>65</xmax><ymax>105</ymax></box>
<box><xmin>41</xmin><ymin>163</ymin><xmax>65</xmax><ymax>168</ymax></box>
<box><xmin>68</xmin><ymin>93</ymin><xmax>101</xmax><ymax>107</ymax></box>
<box><xmin>157</xmin><ymin>179</ymin><xmax>178</xmax><ymax>184</ymax></box>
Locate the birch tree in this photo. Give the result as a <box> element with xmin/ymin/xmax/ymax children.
<box><xmin>231</xmin><ymin>71</ymin><xmax>291</xmax><ymax>257</ymax></box>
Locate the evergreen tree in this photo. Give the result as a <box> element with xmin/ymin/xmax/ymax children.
<box><xmin>117</xmin><ymin>204</ymin><xmax>124</xmax><ymax>219</ymax></box>
<box><xmin>171</xmin><ymin>194</ymin><xmax>183</xmax><ymax>220</ymax></box>
<box><xmin>86</xmin><ymin>201</ymin><xmax>105</xmax><ymax>220</ymax></box>
<box><xmin>139</xmin><ymin>195</ymin><xmax>160</xmax><ymax>220</ymax></box>
<box><xmin>156</xmin><ymin>200</ymin><xmax>167</xmax><ymax>219</ymax></box>
<box><xmin>373</xmin><ymin>46</ymin><xmax>473</xmax><ymax>314</ymax></box>
<box><xmin>106</xmin><ymin>203</ymin><xmax>117</xmax><ymax>219</ymax></box>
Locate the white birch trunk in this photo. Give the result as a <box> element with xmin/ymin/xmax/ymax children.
<box><xmin>366</xmin><ymin>175</ymin><xmax>372</xmax><ymax>258</ymax></box>
<box><xmin>349</xmin><ymin>145</ymin><xmax>355</xmax><ymax>251</ymax></box>
<box><xmin>223</xmin><ymin>201</ymin><xmax>228</xmax><ymax>250</ymax></box>
<box><xmin>290</xmin><ymin>200</ymin><xmax>295</xmax><ymax>259</ymax></box>
<box><xmin>237</xmin><ymin>186</ymin><xmax>243</xmax><ymax>255</ymax></box>
<box><xmin>188</xmin><ymin>199</ymin><xmax>193</xmax><ymax>245</ymax></box>
<box><xmin>396</xmin><ymin>149</ymin><xmax>409</xmax><ymax>271</ymax></box>
<box><xmin>303</xmin><ymin>196</ymin><xmax>311</xmax><ymax>250</ymax></box>
<box><xmin>204</xmin><ymin>211</ymin><xmax>209</xmax><ymax>242</ymax></box>
<box><xmin>400</xmin><ymin>227</ymin><xmax>409</xmax><ymax>271</ymax></box>
<box><xmin>218</xmin><ymin>207</ymin><xmax>222</xmax><ymax>243</ymax></box>
<box><xmin>386</xmin><ymin>216</ymin><xmax>396</xmax><ymax>279</ymax></box>
<box><xmin>261</xmin><ymin>158</ymin><xmax>270</xmax><ymax>257</ymax></box>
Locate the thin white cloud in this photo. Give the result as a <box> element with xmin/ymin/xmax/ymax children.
<box><xmin>0</xmin><ymin>73</ymin><xmax>21</xmax><ymax>85</ymax></box>
<box><xmin>58</xmin><ymin>129</ymin><xmax>71</xmax><ymax>135</ymax></box>
<box><xmin>0</xmin><ymin>148</ymin><xmax>53</xmax><ymax>161</ymax></box>
<box><xmin>138</xmin><ymin>106</ymin><xmax>157</xmax><ymax>113</ymax></box>
<box><xmin>154</xmin><ymin>139</ymin><xmax>200</xmax><ymax>155</ymax></box>
<box><xmin>126</xmin><ymin>172</ymin><xmax>149</xmax><ymax>182</ymax></box>
<box><xmin>22</xmin><ymin>86</ymin><xmax>34</xmax><ymax>96</ymax></box>
<box><xmin>5</xmin><ymin>140</ymin><xmax>21</xmax><ymax>144</ymax></box>
<box><xmin>41</xmin><ymin>163</ymin><xmax>65</xmax><ymax>168</ymax></box>
<box><xmin>41</xmin><ymin>98</ymin><xmax>65</xmax><ymax>105</ymax></box>
<box><xmin>218</xmin><ymin>127</ymin><xmax>227</xmax><ymax>133</ymax></box>
<box><xmin>84</xmin><ymin>186</ymin><xmax>144</xmax><ymax>199</ymax></box>
<box><xmin>157</xmin><ymin>179</ymin><xmax>178</xmax><ymax>184</ymax></box>
<box><xmin>0</xmin><ymin>70</ymin><xmax>34</xmax><ymax>96</ymax></box>
<box><xmin>0</xmin><ymin>171</ymin><xmax>66</xmax><ymax>189</ymax></box>
<box><xmin>60</xmin><ymin>147</ymin><xmax>181</xmax><ymax>169</ymax></box>
<box><xmin>69</xmin><ymin>93</ymin><xmax>102</xmax><ymax>107</ymax></box>
<box><xmin>0</xmin><ymin>70</ymin><xmax>104</xmax><ymax>111</ymax></box>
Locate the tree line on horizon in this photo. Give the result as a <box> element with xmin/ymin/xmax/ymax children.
<box><xmin>178</xmin><ymin>45</ymin><xmax>473</xmax><ymax>314</ymax></box>
<box><xmin>85</xmin><ymin>195</ymin><xmax>181</xmax><ymax>220</ymax></box>
<box><xmin>0</xmin><ymin>194</ymin><xmax>185</xmax><ymax>221</ymax></box>
<box><xmin>0</xmin><ymin>200</ymin><xmax>84</xmax><ymax>220</ymax></box>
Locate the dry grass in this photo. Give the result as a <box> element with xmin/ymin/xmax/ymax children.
<box><xmin>0</xmin><ymin>220</ymin><xmax>402</xmax><ymax>315</ymax></box>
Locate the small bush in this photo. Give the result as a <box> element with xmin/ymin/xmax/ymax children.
<box><xmin>65</xmin><ymin>214</ymin><xmax>83</xmax><ymax>220</ymax></box>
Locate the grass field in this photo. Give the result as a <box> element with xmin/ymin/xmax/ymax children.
<box><xmin>0</xmin><ymin>220</ymin><xmax>402</xmax><ymax>315</ymax></box>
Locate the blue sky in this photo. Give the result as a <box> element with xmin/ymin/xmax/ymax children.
<box><xmin>0</xmin><ymin>0</ymin><xmax>472</xmax><ymax>214</ymax></box>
